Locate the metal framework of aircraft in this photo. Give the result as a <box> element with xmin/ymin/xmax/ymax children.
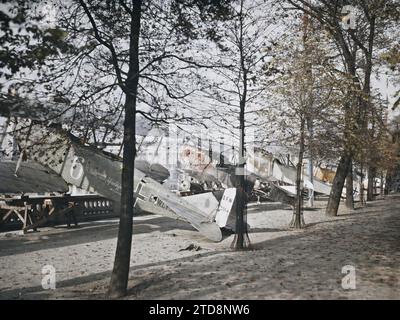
<box><xmin>10</xmin><ymin>123</ymin><xmax>225</xmax><ymax>241</ymax></box>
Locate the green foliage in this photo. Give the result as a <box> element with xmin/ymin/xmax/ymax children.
<box><xmin>0</xmin><ymin>1</ymin><xmax>73</xmax><ymax>80</ymax></box>
<box><xmin>381</xmin><ymin>46</ymin><xmax>400</xmax><ymax>70</ymax></box>
<box><xmin>170</xmin><ymin>0</ymin><xmax>233</xmax><ymax>41</ymax></box>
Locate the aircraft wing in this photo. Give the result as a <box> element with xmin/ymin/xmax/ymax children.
<box><xmin>273</xmin><ymin>163</ymin><xmax>331</xmax><ymax>195</ymax></box>
<box><xmin>156</xmin><ymin>193</ymin><xmax>222</xmax><ymax>242</ymax></box>
<box><xmin>0</xmin><ymin>161</ymin><xmax>68</xmax><ymax>194</ymax></box>
<box><xmin>132</xmin><ymin>168</ymin><xmax>222</xmax><ymax>241</ymax></box>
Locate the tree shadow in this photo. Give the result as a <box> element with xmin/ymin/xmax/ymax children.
<box><xmin>2</xmin><ymin>195</ymin><xmax>399</xmax><ymax>300</ymax></box>
<box><xmin>249</xmin><ymin>227</ymin><xmax>288</xmax><ymax>233</ymax></box>
<box><xmin>122</xmin><ymin>207</ymin><xmax>400</xmax><ymax>300</ymax></box>
<box><xmin>0</xmin><ymin>215</ymin><xmax>199</xmax><ymax>257</ymax></box>
<box><xmin>0</xmin><ymin>249</ymin><xmax>231</xmax><ymax>300</ymax></box>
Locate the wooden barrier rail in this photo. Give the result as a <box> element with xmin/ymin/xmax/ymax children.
<box><xmin>0</xmin><ymin>195</ymin><xmax>116</xmax><ymax>233</ymax></box>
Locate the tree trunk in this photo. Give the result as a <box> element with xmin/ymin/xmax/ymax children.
<box><xmin>326</xmin><ymin>60</ymin><xmax>354</xmax><ymax>216</ymax></box>
<box><xmin>367</xmin><ymin>166</ymin><xmax>376</xmax><ymax>201</ymax></box>
<box><xmin>345</xmin><ymin>159</ymin><xmax>354</xmax><ymax>210</ymax></box>
<box><xmin>290</xmin><ymin>117</ymin><xmax>305</xmax><ymax>228</ymax></box>
<box><xmin>307</xmin><ymin>158</ymin><xmax>314</xmax><ymax>207</ymax></box>
<box><xmin>363</xmin><ymin>20</ymin><xmax>376</xmax><ymax>202</ymax></box>
<box><xmin>307</xmin><ymin>118</ymin><xmax>314</xmax><ymax>207</ymax></box>
<box><xmin>233</xmin><ymin>91</ymin><xmax>248</xmax><ymax>249</ymax></box>
<box><xmin>326</xmin><ymin>58</ymin><xmax>355</xmax><ymax>216</ymax></box>
<box><xmin>233</xmin><ymin>123</ymin><xmax>248</xmax><ymax>249</ymax></box>
<box><xmin>326</xmin><ymin>154</ymin><xmax>351</xmax><ymax>216</ymax></box>
<box><xmin>232</xmin><ymin>0</ymin><xmax>249</xmax><ymax>250</ymax></box>
<box><xmin>359</xmin><ymin>163</ymin><xmax>365</xmax><ymax>206</ymax></box>
<box><xmin>384</xmin><ymin>170</ymin><xmax>391</xmax><ymax>195</ymax></box>
<box><xmin>108</xmin><ymin>0</ymin><xmax>141</xmax><ymax>299</ymax></box>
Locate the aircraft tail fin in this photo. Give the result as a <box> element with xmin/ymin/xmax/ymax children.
<box><xmin>215</xmin><ymin>188</ymin><xmax>237</xmax><ymax>228</ymax></box>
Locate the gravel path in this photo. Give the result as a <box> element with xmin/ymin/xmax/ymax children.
<box><xmin>0</xmin><ymin>194</ymin><xmax>399</xmax><ymax>299</ymax></box>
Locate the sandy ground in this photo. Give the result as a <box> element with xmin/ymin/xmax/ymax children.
<box><xmin>0</xmin><ymin>194</ymin><xmax>399</xmax><ymax>300</ymax></box>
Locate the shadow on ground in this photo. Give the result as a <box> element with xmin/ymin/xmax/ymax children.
<box><xmin>0</xmin><ymin>216</ymin><xmax>197</xmax><ymax>257</ymax></box>
<box><xmin>1</xmin><ymin>195</ymin><xmax>399</xmax><ymax>299</ymax></box>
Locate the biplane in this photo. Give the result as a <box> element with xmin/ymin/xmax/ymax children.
<box><xmin>0</xmin><ymin>94</ymin><xmax>335</xmax><ymax>240</ymax></box>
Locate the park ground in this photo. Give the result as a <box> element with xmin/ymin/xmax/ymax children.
<box><xmin>0</xmin><ymin>194</ymin><xmax>399</xmax><ymax>299</ymax></box>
